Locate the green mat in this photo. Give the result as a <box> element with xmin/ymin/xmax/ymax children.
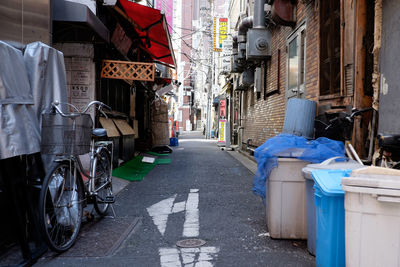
<box><xmin>112</xmin><ymin>156</ymin><xmax>171</xmax><ymax>181</ymax></box>
<box><xmin>155</xmin><ymin>158</ymin><xmax>172</xmax><ymax>165</ymax></box>
<box><xmin>112</xmin><ymin>156</ymin><xmax>156</xmax><ymax>181</ymax></box>
<box><xmin>146</xmin><ymin>151</ymin><xmax>170</xmax><ymax>157</ymax></box>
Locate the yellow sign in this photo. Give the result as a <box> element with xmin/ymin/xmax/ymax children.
<box><xmin>213</xmin><ymin>17</ymin><xmax>228</xmax><ymax>52</ymax></box>
<box><xmin>218</xmin><ymin>120</ymin><xmax>226</xmax><ymax>143</ymax></box>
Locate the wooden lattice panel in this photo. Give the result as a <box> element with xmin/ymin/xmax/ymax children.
<box><xmin>101</xmin><ymin>60</ymin><xmax>155</xmax><ymax>81</ymax></box>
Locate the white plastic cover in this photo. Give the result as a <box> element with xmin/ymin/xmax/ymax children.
<box><xmin>49</xmin><ymin>172</ymin><xmax>79</xmax><ymax>226</ymax></box>
<box><xmin>342</xmin><ymin>166</ymin><xmax>400</xmax><ymax>191</ymax></box>
<box><xmin>302</xmin><ymin>156</ymin><xmax>363</xmax><ymax>180</ymax></box>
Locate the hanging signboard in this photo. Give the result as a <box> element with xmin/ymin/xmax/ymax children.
<box><xmin>218</xmin><ymin>119</ymin><xmax>226</xmax><ymax>143</ymax></box>
<box><xmin>221</xmin><ymin>39</ymin><xmax>232</xmax><ymax>73</ymax></box>
<box><xmin>213</xmin><ymin>17</ymin><xmax>228</xmax><ymax>52</ymax></box>
<box><xmin>219</xmin><ymin>99</ymin><xmax>226</xmax><ymax>119</ymax></box>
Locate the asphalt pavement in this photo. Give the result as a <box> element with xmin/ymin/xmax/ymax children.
<box><xmin>28</xmin><ymin>131</ymin><xmax>315</xmax><ymax>266</ymax></box>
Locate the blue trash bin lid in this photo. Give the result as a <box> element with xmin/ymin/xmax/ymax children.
<box><xmin>311</xmin><ymin>169</ymin><xmax>352</xmax><ymax>197</ymax></box>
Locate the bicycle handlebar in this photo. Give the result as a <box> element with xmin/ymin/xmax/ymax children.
<box><xmin>323</xmin><ymin>107</ymin><xmax>374</xmax><ymax>130</ymax></box>
<box><xmin>51</xmin><ymin>100</ymin><xmax>112</xmax><ymax>117</ymax></box>
<box><xmin>81</xmin><ymin>101</ymin><xmax>111</xmax><ymax>113</ymax></box>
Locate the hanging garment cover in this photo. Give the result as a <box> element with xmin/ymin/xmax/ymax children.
<box><xmin>24</xmin><ymin>42</ymin><xmax>68</xmax><ymax>170</ymax></box>
<box><xmin>0</xmin><ymin>41</ymin><xmax>34</xmax><ymax>104</ymax></box>
<box><xmin>24</xmin><ymin>42</ymin><xmax>68</xmax><ymax>126</ymax></box>
<box><xmin>118</xmin><ymin>0</ymin><xmax>176</xmax><ymax>68</ymax></box>
<box><xmin>0</xmin><ymin>41</ymin><xmax>40</xmax><ymax>159</ymax></box>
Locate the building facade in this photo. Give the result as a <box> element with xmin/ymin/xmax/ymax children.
<box><xmin>220</xmin><ymin>0</ymin><xmax>378</xmax><ymax>160</ymax></box>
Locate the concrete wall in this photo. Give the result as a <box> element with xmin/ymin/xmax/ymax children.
<box><xmin>379</xmin><ymin>0</ymin><xmax>400</xmax><ymax>135</ymax></box>
<box><xmin>53</xmin><ymin>43</ymin><xmax>96</xmax><ymax>120</ymax></box>
<box><xmin>0</xmin><ymin>0</ymin><xmax>51</xmax><ymax>45</ymax></box>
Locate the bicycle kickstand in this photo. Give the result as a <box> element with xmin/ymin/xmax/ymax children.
<box><xmin>107</xmin><ymin>204</ymin><xmax>116</xmax><ymax>219</ymax></box>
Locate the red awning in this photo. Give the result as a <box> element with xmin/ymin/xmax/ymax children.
<box><xmin>119</xmin><ymin>0</ymin><xmax>176</xmax><ymax>68</ymax></box>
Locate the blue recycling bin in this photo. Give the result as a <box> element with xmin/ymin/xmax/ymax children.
<box><xmin>302</xmin><ymin>157</ymin><xmax>363</xmax><ymax>256</ymax></box>
<box><xmin>312</xmin><ymin>169</ymin><xmax>351</xmax><ymax>267</ymax></box>
<box><xmin>169</xmin><ymin>137</ymin><xmax>179</xmax><ymax>146</ymax></box>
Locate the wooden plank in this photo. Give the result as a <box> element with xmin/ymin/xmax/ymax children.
<box><xmin>99</xmin><ymin>117</ymin><xmax>120</xmax><ymax>137</ymax></box>
<box><xmin>343</xmin><ymin>0</ymin><xmax>356</xmax><ymax>96</ymax></box>
<box><xmin>340</xmin><ymin>0</ymin><xmax>344</xmax><ymax>96</ymax></box>
<box><xmin>130</xmin><ymin>92</ymin><xmax>136</xmax><ymax>118</ymax></box>
<box><xmin>134</xmin><ymin>120</ymin><xmax>139</xmax><ymax>138</ymax></box>
<box><xmin>352</xmin><ymin>0</ymin><xmax>372</xmax><ymax>158</ymax></box>
<box><xmin>113</xmin><ymin>119</ymin><xmax>135</xmax><ymax>136</ymax></box>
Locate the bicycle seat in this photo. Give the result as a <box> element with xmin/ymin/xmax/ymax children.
<box><xmin>378</xmin><ymin>134</ymin><xmax>400</xmax><ymax>148</ymax></box>
<box><xmin>92</xmin><ymin>128</ymin><xmax>107</xmax><ymax>137</ymax></box>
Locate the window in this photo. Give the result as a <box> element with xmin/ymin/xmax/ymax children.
<box><xmin>286</xmin><ymin>24</ymin><xmax>306</xmax><ymax>98</ymax></box>
<box><xmin>320</xmin><ymin>0</ymin><xmax>340</xmax><ymax>96</ymax></box>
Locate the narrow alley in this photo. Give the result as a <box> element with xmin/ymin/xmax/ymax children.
<box><xmin>2</xmin><ymin>0</ymin><xmax>400</xmax><ymax>266</ymax></box>
<box><xmin>33</xmin><ymin>132</ymin><xmax>314</xmax><ymax>267</ymax></box>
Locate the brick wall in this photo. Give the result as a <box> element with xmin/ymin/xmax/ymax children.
<box><xmin>241</xmin><ymin>2</ymin><xmax>319</xmax><ymax>147</ymax></box>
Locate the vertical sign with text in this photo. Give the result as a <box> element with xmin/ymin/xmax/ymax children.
<box><xmin>213</xmin><ymin>17</ymin><xmax>228</xmax><ymax>52</ymax></box>
<box><xmin>218</xmin><ymin>119</ymin><xmax>226</xmax><ymax>143</ymax></box>
<box><xmin>222</xmin><ymin>39</ymin><xmax>232</xmax><ymax>73</ymax></box>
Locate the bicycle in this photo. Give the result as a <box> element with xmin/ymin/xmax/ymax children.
<box><xmin>39</xmin><ymin>100</ymin><xmax>115</xmax><ymax>252</ymax></box>
<box><xmin>315</xmin><ymin>107</ymin><xmax>373</xmax><ymax>165</ymax></box>
<box><xmin>373</xmin><ymin>134</ymin><xmax>400</xmax><ymax>169</ymax></box>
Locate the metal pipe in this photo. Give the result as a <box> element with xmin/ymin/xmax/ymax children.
<box><xmin>346</xmin><ymin>141</ymin><xmax>364</xmax><ymax>165</ymax></box>
<box><xmin>254</xmin><ymin>0</ymin><xmax>266</xmax><ymax>28</ymax></box>
<box><xmin>238</xmin><ymin>16</ymin><xmax>253</xmax><ymax>43</ymax></box>
<box><xmin>368</xmin><ymin>109</ymin><xmax>377</xmax><ymax>161</ymax></box>
<box><xmin>232</xmin><ymin>32</ymin><xmax>238</xmax><ymax>48</ymax></box>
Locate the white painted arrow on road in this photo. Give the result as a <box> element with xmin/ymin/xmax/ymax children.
<box><xmin>183</xmin><ymin>189</ymin><xmax>199</xmax><ymax>237</ymax></box>
<box><xmin>147</xmin><ymin>189</ymin><xmax>200</xmax><ymax>237</ymax></box>
<box><xmin>147</xmin><ymin>194</ymin><xmax>177</xmax><ymax>236</ymax></box>
<box><xmin>147</xmin><ymin>190</ymin><xmax>220</xmax><ymax>267</ymax></box>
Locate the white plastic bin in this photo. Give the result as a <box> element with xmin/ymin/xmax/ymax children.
<box><xmin>342</xmin><ymin>167</ymin><xmax>400</xmax><ymax>267</ymax></box>
<box><xmin>266</xmin><ymin>158</ymin><xmax>309</xmax><ymax>239</ymax></box>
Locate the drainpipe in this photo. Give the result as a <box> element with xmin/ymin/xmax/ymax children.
<box><xmin>238</xmin><ymin>16</ymin><xmax>253</xmax><ymax>43</ymax></box>
<box><xmin>232</xmin><ymin>32</ymin><xmax>238</xmax><ymax>54</ymax></box>
<box><xmin>253</xmin><ymin>0</ymin><xmax>266</xmax><ymax>29</ymax></box>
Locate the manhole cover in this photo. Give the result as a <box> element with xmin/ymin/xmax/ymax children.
<box><xmin>176</xmin><ymin>239</ymin><xmax>206</xmax><ymax>248</ymax></box>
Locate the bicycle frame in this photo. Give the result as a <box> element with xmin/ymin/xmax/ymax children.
<box><xmin>50</xmin><ymin>100</ymin><xmax>113</xmax><ymax>199</ymax></box>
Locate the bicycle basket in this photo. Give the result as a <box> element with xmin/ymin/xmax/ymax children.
<box><xmin>41</xmin><ymin>113</ymin><xmax>93</xmax><ymax>155</ymax></box>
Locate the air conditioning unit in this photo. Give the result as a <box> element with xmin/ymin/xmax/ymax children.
<box><xmin>239</xmin><ymin>69</ymin><xmax>254</xmax><ymax>89</ymax></box>
<box><xmin>154</xmin><ymin>63</ymin><xmax>172</xmax><ymax>79</ymax></box>
<box><xmin>246</xmin><ymin>28</ymin><xmax>272</xmax><ymax>60</ymax></box>
<box><xmin>233</xmin><ymin>76</ymin><xmax>241</xmax><ymax>91</ymax></box>
<box><xmin>231</xmin><ymin>55</ymin><xmax>244</xmax><ymax>73</ymax></box>
<box><xmin>237</xmin><ymin>43</ymin><xmax>247</xmax><ymax>60</ymax></box>
<box><xmin>254</xmin><ymin>67</ymin><xmax>262</xmax><ymax>92</ymax></box>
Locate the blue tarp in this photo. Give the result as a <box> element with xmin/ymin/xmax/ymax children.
<box><xmin>252</xmin><ymin>134</ymin><xmax>345</xmax><ymax>201</ymax></box>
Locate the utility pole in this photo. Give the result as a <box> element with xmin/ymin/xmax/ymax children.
<box><xmin>205</xmin><ymin>0</ymin><xmax>214</xmax><ymax>139</ymax></box>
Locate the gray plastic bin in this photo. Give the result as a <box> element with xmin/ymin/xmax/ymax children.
<box><xmin>267</xmin><ymin>158</ymin><xmax>309</xmax><ymax>239</ymax></box>
<box><xmin>302</xmin><ymin>157</ymin><xmax>362</xmax><ymax>255</ymax></box>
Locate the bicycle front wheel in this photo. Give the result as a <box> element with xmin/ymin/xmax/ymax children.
<box><xmin>39</xmin><ymin>162</ymin><xmax>83</xmax><ymax>252</ymax></box>
<box><xmin>93</xmin><ymin>148</ymin><xmax>113</xmax><ymax>216</ymax></box>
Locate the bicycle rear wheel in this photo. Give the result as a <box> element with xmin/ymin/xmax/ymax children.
<box><xmin>93</xmin><ymin>148</ymin><xmax>113</xmax><ymax>216</ymax></box>
<box><xmin>39</xmin><ymin>162</ymin><xmax>83</xmax><ymax>252</ymax></box>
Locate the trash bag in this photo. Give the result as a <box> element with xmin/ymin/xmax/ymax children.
<box><xmin>253</xmin><ymin>134</ymin><xmax>345</xmax><ymax>201</ymax></box>
<box><xmin>49</xmin><ymin>173</ymin><xmax>79</xmax><ymax>226</ymax></box>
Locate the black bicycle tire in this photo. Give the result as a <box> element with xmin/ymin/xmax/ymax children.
<box><xmin>38</xmin><ymin>162</ymin><xmax>83</xmax><ymax>252</ymax></box>
<box><xmin>93</xmin><ymin>148</ymin><xmax>113</xmax><ymax>216</ymax></box>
